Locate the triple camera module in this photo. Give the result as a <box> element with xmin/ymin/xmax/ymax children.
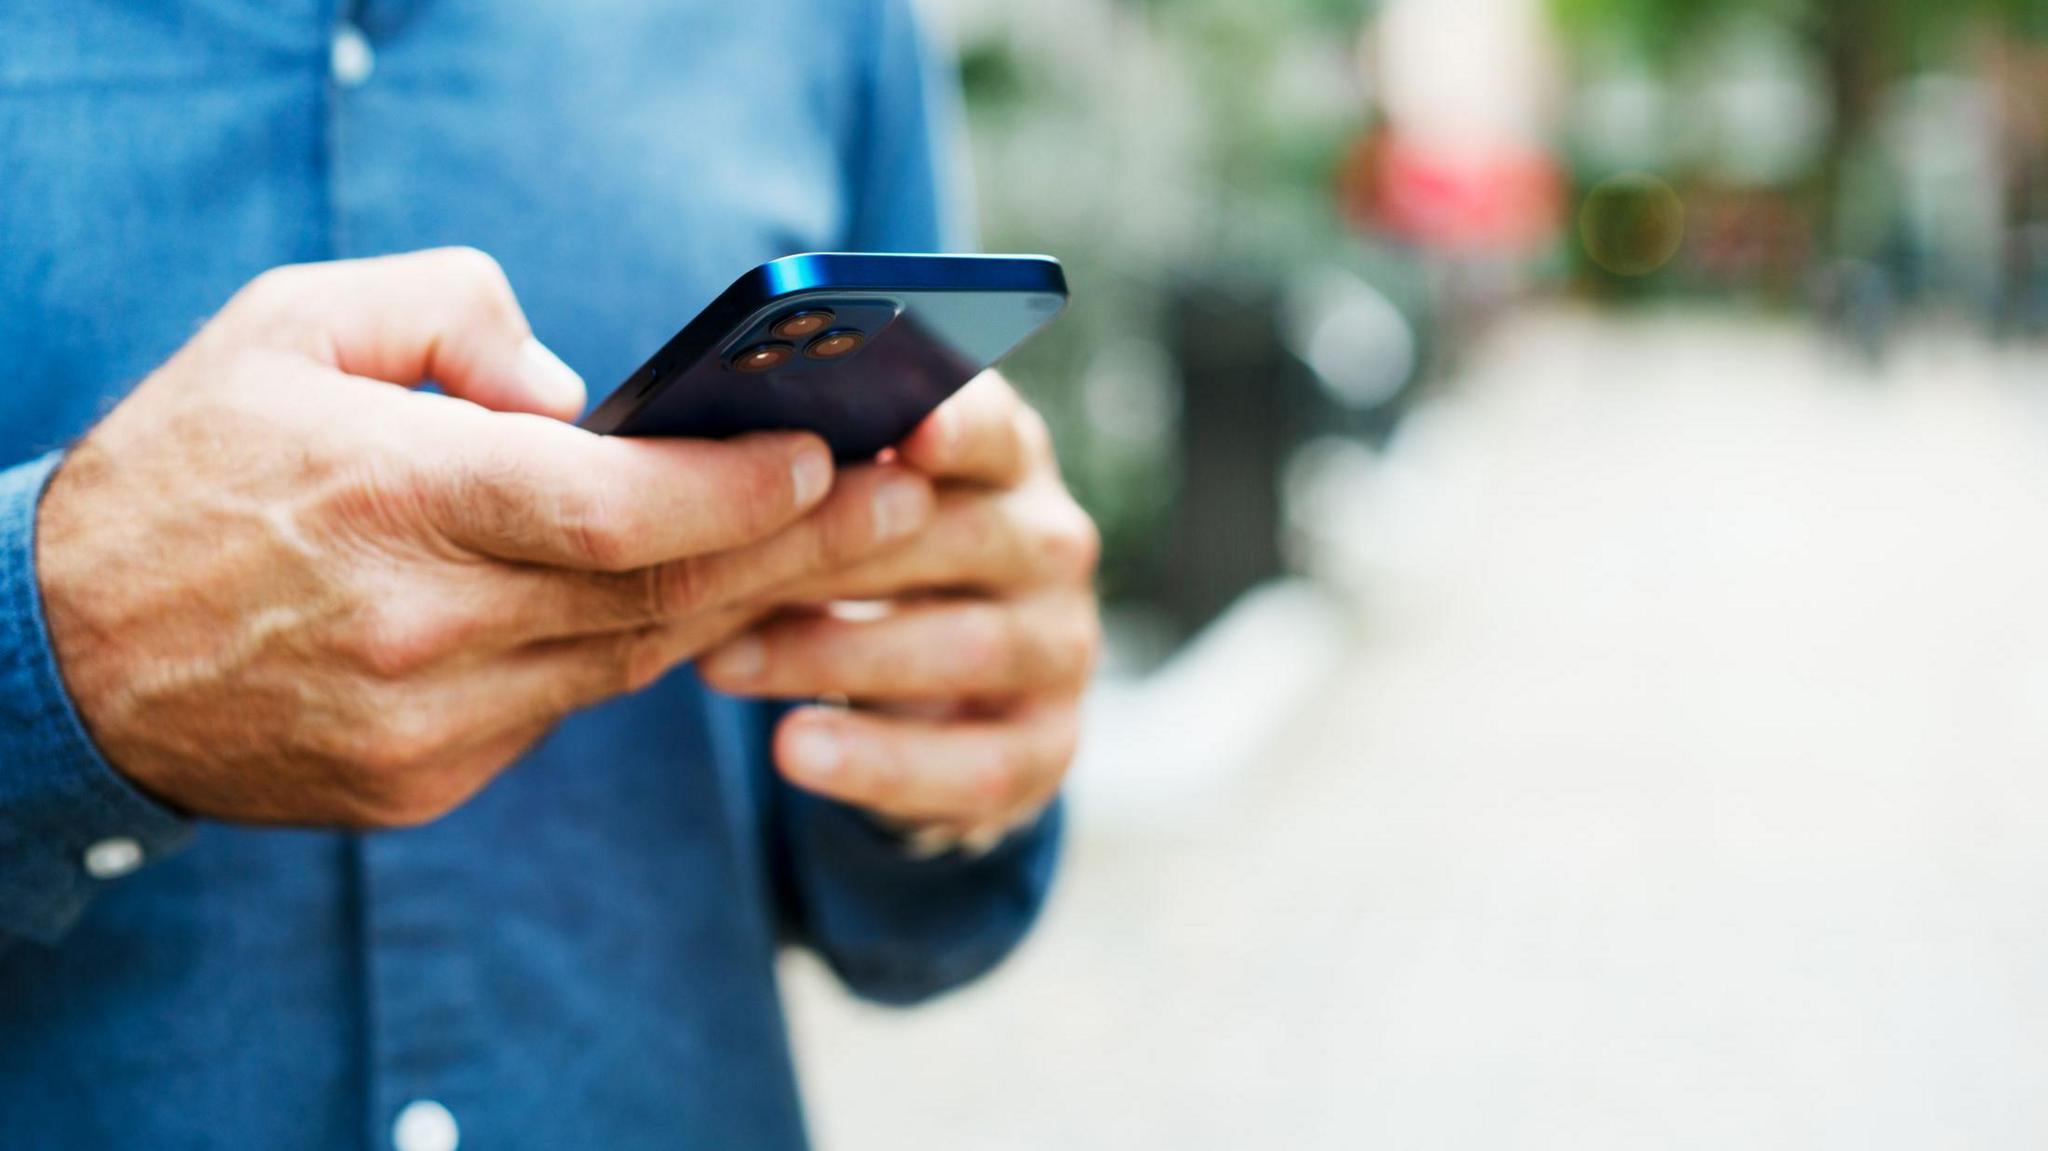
<box><xmin>730</xmin><ymin>308</ymin><xmax>867</xmax><ymax>374</ymax></box>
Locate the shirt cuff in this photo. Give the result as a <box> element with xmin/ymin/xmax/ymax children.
<box><xmin>782</xmin><ymin>787</ymin><xmax>1063</xmax><ymax>1003</ymax></box>
<box><xmin>0</xmin><ymin>451</ymin><xmax>193</xmax><ymax>945</ymax></box>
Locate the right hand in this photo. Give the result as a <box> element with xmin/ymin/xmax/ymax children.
<box><xmin>36</xmin><ymin>249</ymin><xmax>934</xmax><ymax>829</ymax></box>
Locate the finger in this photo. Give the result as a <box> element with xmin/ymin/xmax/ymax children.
<box><xmin>235</xmin><ymin>247</ymin><xmax>587</xmax><ymax>420</ymax></box>
<box><xmin>440</xmin><ymin>626</ymin><xmax>702</xmax><ymax>735</ymax></box>
<box><xmin>771</xmin><ymin>699</ymin><xmax>1079</xmax><ymax>825</ymax></box>
<box><xmin>896</xmin><ymin>372</ymin><xmax>1037</xmax><ymax>488</ymax></box>
<box><xmin>834</xmin><ymin>698</ymin><xmax>1046</xmax><ymax>854</ymax></box>
<box><xmin>776</xmin><ymin>480</ymin><xmax>1099</xmax><ymax>602</ymax></box>
<box><xmin>699</xmin><ymin>591</ymin><xmax>1099</xmax><ymax>701</ymax></box>
<box><xmin>507</xmin><ymin>603</ymin><xmax>767</xmax><ymax>713</ymax></box>
<box><xmin>419</xmin><ymin>415</ymin><xmax>837</xmax><ymax>570</ymax></box>
<box><xmin>895</xmin><ymin>813</ymin><xmax>1045</xmax><ymax>860</ymax></box>
<box><xmin>472</xmin><ymin>465</ymin><xmax>933</xmax><ymax>643</ymax></box>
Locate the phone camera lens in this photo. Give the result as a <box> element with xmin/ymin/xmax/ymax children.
<box><xmin>804</xmin><ymin>330</ymin><xmax>866</xmax><ymax>361</ymax></box>
<box><xmin>731</xmin><ymin>343</ymin><xmax>796</xmax><ymax>373</ymax></box>
<box><xmin>771</xmin><ymin>310</ymin><xmax>836</xmax><ymax>340</ymax></box>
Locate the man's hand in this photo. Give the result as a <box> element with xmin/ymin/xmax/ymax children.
<box><xmin>699</xmin><ymin>374</ymin><xmax>1101</xmax><ymax>850</ymax></box>
<box><xmin>37</xmin><ymin>249</ymin><xmax>935</xmax><ymax>828</ymax></box>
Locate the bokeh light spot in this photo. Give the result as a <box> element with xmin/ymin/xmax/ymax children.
<box><xmin>1580</xmin><ymin>172</ymin><xmax>1687</xmax><ymax>277</ymax></box>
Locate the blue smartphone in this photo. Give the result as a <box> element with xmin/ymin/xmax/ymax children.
<box><xmin>582</xmin><ymin>253</ymin><xmax>1069</xmax><ymax>460</ymax></box>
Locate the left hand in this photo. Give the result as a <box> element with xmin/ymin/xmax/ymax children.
<box><xmin>699</xmin><ymin>373</ymin><xmax>1101</xmax><ymax>851</ymax></box>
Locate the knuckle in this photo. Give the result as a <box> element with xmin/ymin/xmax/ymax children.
<box><xmin>199</xmin><ymin>344</ymin><xmax>299</xmax><ymax>411</ymax></box>
<box><xmin>954</xmin><ymin>606</ymin><xmax>1013</xmax><ymax>685</ymax></box>
<box><xmin>630</xmin><ymin>557</ymin><xmax>671</xmax><ymax>614</ymax></box>
<box><xmin>437</xmin><ymin>245</ymin><xmax>513</xmax><ymax>296</ymax></box>
<box><xmin>975</xmin><ymin>744</ymin><xmax>1029</xmax><ymax>806</ymax></box>
<box><xmin>234</xmin><ymin>263</ymin><xmax>307</xmax><ymax>310</ymax></box>
<box><xmin>1055</xmin><ymin>607</ymin><xmax>1103</xmax><ymax>686</ymax></box>
<box><xmin>342</xmin><ymin>601</ymin><xmax>459</xmax><ymax>680</ymax></box>
<box><xmin>615</xmin><ymin>631</ymin><xmax>670</xmax><ymax>695</ymax></box>
<box><xmin>554</xmin><ymin>634</ymin><xmax>636</xmax><ymax>705</ymax></box>
<box><xmin>1039</xmin><ymin>710</ymin><xmax>1083</xmax><ymax>790</ymax></box>
<box><xmin>639</xmin><ymin>563</ymin><xmax>681</xmax><ymax>621</ymax></box>
<box><xmin>446</xmin><ymin>451</ymin><xmax>572</xmax><ymax>559</ymax></box>
<box><xmin>220</xmin><ymin>267</ymin><xmax>325</xmax><ymax>348</ymax></box>
<box><xmin>355</xmin><ymin>707</ymin><xmax>450</xmax><ymax>778</ymax></box>
<box><xmin>1016</xmin><ymin>404</ymin><xmax>1054</xmax><ymax>463</ymax></box>
<box><xmin>1043</xmin><ymin>501</ymin><xmax>1102</xmax><ymax>582</ymax></box>
<box><xmin>1051</xmin><ymin>711</ymin><xmax>1083</xmax><ymax>769</ymax></box>
<box><xmin>653</xmin><ymin>558</ymin><xmax>720</xmax><ymax>618</ymax></box>
<box><xmin>1016</xmin><ymin>739</ymin><xmax>1055</xmax><ymax>803</ymax></box>
<box><xmin>555</xmin><ymin>486</ymin><xmax>636</xmax><ymax>570</ymax></box>
<box><xmin>426</xmin><ymin>247</ymin><xmax>523</xmax><ymax>337</ymax></box>
<box><xmin>1001</xmin><ymin>607</ymin><xmax>1042</xmax><ymax>688</ymax></box>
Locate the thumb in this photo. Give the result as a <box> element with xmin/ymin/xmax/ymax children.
<box><xmin>238</xmin><ymin>247</ymin><xmax>588</xmax><ymax>420</ymax></box>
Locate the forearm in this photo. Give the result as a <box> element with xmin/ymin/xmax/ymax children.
<box><xmin>0</xmin><ymin>451</ymin><xmax>190</xmax><ymax>946</ymax></box>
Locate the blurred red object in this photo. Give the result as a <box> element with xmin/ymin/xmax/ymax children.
<box><xmin>1342</xmin><ymin>130</ymin><xmax>1565</xmax><ymax>256</ymax></box>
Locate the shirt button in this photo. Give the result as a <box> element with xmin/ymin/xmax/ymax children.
<box><xmin>82</xmin><ymin>837</ymin><xmax>144</xmax><ymax>880</ymax></box>
<box><xmin>331</xmin><ymin>23</ymin><xmax>376</xmax><ymax>89</ymax></box>
<box><xmin>392</xmin><ymin>1100</ymin><xmax>459</xmax><ymax>1151</ymax></box>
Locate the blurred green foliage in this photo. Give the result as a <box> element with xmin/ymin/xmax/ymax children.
<box><xmin>1552</xmin><ymin>0</ymin><xmax>1785</xmax><ymax>57</ymax></box>
<box><xmin>956</xmin><ymin>0</ymin><xmax>1387</xmax><ymax>599</ymax></box>
<box><xmin>961</xmin><ymin>0</ymin><xmax>1367</xmax><ymax>267</ymax></box>
<box><xmin>1553</xmin><ymin>0</ymin><xmax>2047</xmax><ymax>62</ymax></box>
<box><xmin>959</xmin><ymin>0</ymin><xmax>2048</xmax><ymax>602</ymax></box>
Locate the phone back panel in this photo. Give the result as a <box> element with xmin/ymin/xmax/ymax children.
<box><xmin>582</xmin><ymin>254</ymin><xmax>1068</xmax><ymax>461</ymax></box>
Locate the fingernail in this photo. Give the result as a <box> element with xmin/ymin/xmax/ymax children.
<box><xmin>520</xmin><ymin>336</ymin><xmax>587</xmax><ymax>413</ymax></box>
<box><xmin>784</xmin><ymin>725</ymin><xmax>843</xmax><ymax>780</ymax></box>
<box><xmin>791</xmin><ymin>445</ymin><xmax>833</xmax><ymax>507</ymax></box>
<box><xmin>703</xmin><ymin>635</ymin><xmax>764</xmax><ymax>684</ymax></box>
<box><xmin>872</xmin><ymin>476</ymin><xmax>929</xmax><ymax>541</ymax></box>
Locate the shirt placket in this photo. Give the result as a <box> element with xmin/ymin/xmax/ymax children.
<box><xmin>323</xmin><ymin>7</ymin><xmax>475</xmax><ymax>1148</ymax></box>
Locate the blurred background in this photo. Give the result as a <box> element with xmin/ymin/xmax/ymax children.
<box><xmin>784</xmin><ymin>1</ymin><xmax>2048</xmax><ymax>1146</ymax></box>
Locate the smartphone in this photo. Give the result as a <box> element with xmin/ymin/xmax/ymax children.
<box><xmin>582</xmin><ymin>253</ymin><xmax>1069</xmax><ymax>460</ymax></box>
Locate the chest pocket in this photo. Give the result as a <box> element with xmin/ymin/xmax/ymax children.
<box><xmin>0</xmin><ymin>1</ymin><xmax>331</xmax><ymax>454</ymax></box>
<box><xmin>0</xmin><ymin>1</ymin><xmax>325</xmax><ymax>87</ymax></box>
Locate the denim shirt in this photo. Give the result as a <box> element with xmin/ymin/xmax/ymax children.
<box><xmin>0</xmin><ymin>3</ymin><xmax>1062</xmax><ymax>1147</ymax></box>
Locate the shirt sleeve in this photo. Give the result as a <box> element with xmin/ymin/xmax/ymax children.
<box><xmin>0</xmin><ymin>451</ymin><xmax>192</xmax><ymax>947</ymax></box>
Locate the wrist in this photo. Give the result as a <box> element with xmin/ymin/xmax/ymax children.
<box><xmin>34</xmin><ymin>437</ymin><xmax>169</xmax><ymax>806</ymax></box>
<box><xmin>0</xmin><ymin>451</ymin><xmax>192</xmax><ymax>941</ymax></box>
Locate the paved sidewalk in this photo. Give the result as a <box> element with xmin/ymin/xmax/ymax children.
<box><xmin>785</xmin><ymin>309</ymin><xmax>2048</xmax><ymax>1149</ymax></box>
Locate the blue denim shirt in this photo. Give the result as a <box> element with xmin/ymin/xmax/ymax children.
<box><xmin>0</xmin><ymin>3</ymin><xmax>1062</xmax><ymax>1147</ymax></box>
